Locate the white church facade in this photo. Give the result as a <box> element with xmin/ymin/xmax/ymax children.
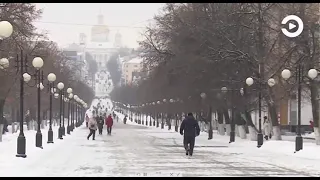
<box><xmin>77</xmin><ymin>14</ymin><xmax>123</xmax><ymax>97</ymax></box>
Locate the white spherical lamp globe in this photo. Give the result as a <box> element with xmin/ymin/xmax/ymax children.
<box><xmin>32</xmin><ymin>57</ymin><xmax>44</xmax><ymax>69</ymax></box>
<box><xmin>246</xmin><ymin>77</ymin><xmax>254</xmax><ymax>86</ymax></box>
<box><xmin>0</xmin><ymin>21</ymin><xmax>13</xmax><ymax>39</ymax></box>
<box><xmin>281</xmin><ymin>69</ymin><xmax>291</xmax><ymax>80</ymax></box>
<box><xmin>57</xmin><ymin>82</ymin><xmax>64</xmax><ymax>90</ymax></box>
<box><xmin>68</xmin><ymin>93</ymin><xmax>73</xmax><ymax>99</ymax></box>
<box><xmin>267</xmin><ymin>78</ymin><xmax>276</xmax><ymax>87</ymax></box>
<box><xmin>73</xmin><ymin>95</ymin><xmax>78</xmax><ymax>101</ymax></box>
<box><xmin>47</xmin><ymin>73</ymin><xmax>56</xmax><ymax>82</ymax></box>
<box><xmin>23</xmin><ymin>73</ymin><xmax>31</xmax><ymax>82</ymax></box>
<box><xmin>308</xmin><ymin>69</ymin><xmax>318</xmax><ymax>80</ymax></box>
<box><xmin>54</xmin><ymin>93</ymin><xmax>59</xmax><ymax>99</ymax></box>
<box><xmin>200</xmin><ymin>92</ymin><xmax>206</xmax><ymax>99</ymax></box>
<box><xmin>0</xmin><ymin>58</ymin><xmax>9</xmax><ymax>69</ymax></box>
<box><xmin>67</xmin><ymin>88</ymin><xmax>72</xmax><ymax>94</ymax></box>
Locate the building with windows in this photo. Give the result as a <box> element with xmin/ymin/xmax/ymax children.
<box><xmin>122</xmin><ymin>57</ymin><xmax>143</xmax><ymax>85</ymax></box>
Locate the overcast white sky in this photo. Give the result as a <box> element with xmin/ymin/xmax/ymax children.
<box><xmin>34</xmin><ymin>3</ymin><xmax>165</xmax><ymax>48</ymax></box>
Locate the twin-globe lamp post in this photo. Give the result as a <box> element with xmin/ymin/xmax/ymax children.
<box><xmin>57</xmin><ymin>82</ymin><xmax>64</xmax><ymax>139</ymax></box>
<box><xmin>245</xmin><ymin>76</ymin><xmax>275</xmax><ymax>148</ymax></box>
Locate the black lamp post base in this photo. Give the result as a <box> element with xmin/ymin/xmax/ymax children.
<box><xmin>35</xmin><ymin>132</ymin><xmax>43</xmax><ymax>148</ymax></box>
<box><xmin>70</xmin><ymin>125</ymin><xmax>74</xmax><ymax>132</ymax></box>
<box><xmin>257</xmin><ymin>133</ymin><xmax>263</xmax><ymax>148</ymax></box>
<box><xmin>146</xmin><ymin>121</ymin><xmax>148</xmax><ymax>126</ymax></box>
<box><xmin>62</xmin><ymin>126</ymin><xmax>66</xmax><ymax>136</ymax></box>
<box><xmin>168</xmin><ymin>124</ymin><xmax>171</xmax><ymax>130</ymax></box>
<box><xmin>67</xmin><ymin>126</ymin><xmax>71</xmax><ymax>134</ymax></box>
<box><xmin>16</xmin><ymin>134</ymin><xmax>27</xmax><ymax>158</ymax></box>
<box><xmin>149</xmin><ymin>121</ymin><xmax>152</xmax><ymax>126</ymax></box>
<box><xmin>208</xmin><ymin>129</ymin><xmax>213</xmax><ymax>140</ymax></box>
<box><xmin>161</xmin><ymin>123</ymin><xmax>164</xmax><ymax>129</ymax></box>
<box><xmin>156</xmin><ymin>122</ymin><xmax>159</xmax><ymax>128</ymax></box>
<box><xmin>295</xmin><ymin>135</ymin><xmax>303</xmax><ymax>152</ymax></box>
<box><xmin>142</xmin><ymin>121</ymin><xmax>144</xmax><ymax>125</ymax></box>
<box><xmin>229</xmin><ymin>131</ymin><xmax>235</xmax><ymax>143</ymax></box>
<box><xmin>47</xmin><ymin>129</ymin><xmax>54</xmax><ymax>144</ymax></box>
<box><xmin>153</xmin><ymin>121</ymin><xmax>155</xmax><ymax>126</ymax></box>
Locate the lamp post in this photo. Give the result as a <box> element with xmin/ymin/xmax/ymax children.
<box><xmin>245</xmin><ymin>77</ymin><xmax>276</xmax><ymax>148</ymax></box>
<box><xmin>47</xmin><ymin>73</ymin><xmax>56</xmax><ymax>143</ymax></box>
<box><xmin>162</xmin><ymin>99</ymin><xmax>166</xmax><ymax>129</ymax></box>
<box><xmin>66</xmin><ymin>88</ymin><xmax>73</xmax><ymax>134</ymax></box>
<box><xmin>61</xmin><ymin>91</ymin><xmax>66</xmax><ymax>136</ymax></box>
<box><xmin>73</xmin><ymin>94</ymin><xmax>78</xmax><ymax>129</ymax></box>
<box><xmin>280</xmin><ymin>67</ymin><xmax>318</xmax><ymax>152</ymax></box>
<box><xmin>57</xmin><ymin>82</ymin><xmax>64</xmax><ymax>139</ymax></box>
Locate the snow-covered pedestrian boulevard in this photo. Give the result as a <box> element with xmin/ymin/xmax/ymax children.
<box><xmin>1</xmin><ymin>118</ymin><xmax>320</xmax><ymax>177</ymax></box>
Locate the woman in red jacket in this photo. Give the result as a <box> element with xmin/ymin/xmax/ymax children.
<box><xmin>105</xmin><ymin>115</ymin><xmax>114</xmax><ymax>135</ymax></box>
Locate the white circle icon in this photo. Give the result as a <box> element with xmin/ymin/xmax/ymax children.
<box><xmin>281</xmin><ymin>15</ymin><xmax>304</xmax><ymax>38</ymax></box>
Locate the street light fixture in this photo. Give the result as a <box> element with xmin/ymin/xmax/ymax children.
<box><xmin>57</xmin><ymin>82</ymin><xmax>64</xmax><ymax>139</ymax></box>
<box><xmin>245</xmin><ymin>76</ymin><xmax>275</xmax><ymax>148</ymax></box>
<box><xmin>0</xmin><ymin>21</ymin><xmax>13</xmax><ymax>40</ymax></box>
<box><xmin>47</xmin><ymin>73</ymin><xmax>56</xmax><ymax>144</ymax></box>
<box><xmin>66</xmin><ymin>88</ymin><xmax>73</xmax><ymax>134</ymax></box>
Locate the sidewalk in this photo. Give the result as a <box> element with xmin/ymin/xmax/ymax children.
<box><xmin>115</xmin><ymin>111</ymin><xmax>320</xmax><ymax>176</ymax></box>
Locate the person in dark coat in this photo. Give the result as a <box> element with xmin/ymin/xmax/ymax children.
<box><xmin>180</xmin><ymin>112</ymin><xmax>200</xmax><ymax>156</ymax></box>
<box><xmin>97</xmin><ymin>113</ymin><xmax>104</xmax><ymax>135</ymax></box>
<box><xmin>105</xmin><ymin>114</ymin><xmax>113</xmax><ymax>135</ymax></box>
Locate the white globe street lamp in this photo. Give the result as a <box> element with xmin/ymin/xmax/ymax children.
<box><xmin>67</xmin><ymin>88</ymin><xmax>73</xmax><ymax>94</ymax></box>
<box><xmin>37</xmin><ymin>83</ymin><xmax>44</xmax><ymax>90</ymax></box>
<box><xmin>54</xmin><ymin>93</ymin><xmax>59</xmax><ymax>99</ymax></box>
<box><xmin>32</xmin><ymin>57</ymin><xmax>44</xmax><ymax>69</ymax></box>
<box><xmin>281</xmin><ymin>69</ymin><xmax>291</xmax><ymax>80</ymax></box>
<box><xmin>157</xmin><ymin>101</ymin><xmax>161</xmax><ymax>104</ymax></box>
<box><xmin>23</xmin><ymin>73</ymin><xmax>31</xmax><ymax>82</ymax></box>
<box><xmin>0</xmin><ymin>21</ymin><xmax>13</xmax><ymax>39</ymax></box>
<box><xmin>308</xmin><ymin>69</ymin><xmax>318</xmax><ymax>80</ymax></box>
<box><xmin>200</xmin><ymin>92</ymin><xmax>206</xmax><ymax>99</ymax></box>
<box><xmin>246</xmin><ymin>77</ymin><xmax>254</xmax><ymax>86</ymax></box>
<box><xmin>169</xmin><ymin>99</ymin><xmax>174</xmax><ymax>103</ymax></box>
<box><xmin>221</xmin><ymin>87</ymin><xmax>228</xmax><ymax>93</ymax></box>
<box><xmin>163</xmin><ymin>99</ymin><xmax>167</xmax><ymax>103</ymax></box>
<box><xmin>57</xmin><ymin>82</ymin><xmax>64</xmax><ymax>90</ymax></box>
<box><xmin>267</xmin><ymin>78</ymin><xmax>276</xmax><ymax>87</ymax></box>
<box><xmin>47</xmin><ymin>73</ymin><xmax>56</xmax><ymax>82</ymax></box>
<box><xmin>0</xmin><ymin>58</ymin><xmax>9</xmax><ymax>69</ymax></box>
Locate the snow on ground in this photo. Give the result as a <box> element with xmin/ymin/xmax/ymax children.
<box><xmin>1</xmin><ymin>98</ymin><xmax>320</xmax><ymax>176</ymax></box>
<box><xmin>1</xmin><ymin>112</ymin><xmax>320</xmax><ymax>176</ymax></box>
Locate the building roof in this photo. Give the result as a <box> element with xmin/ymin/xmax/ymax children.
<box><xmin>126</xmin><ymin>57</ymin><xmax>143</xmax><ymax>64</ymax></box>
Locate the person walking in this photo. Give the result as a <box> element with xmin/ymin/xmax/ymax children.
<box><xmin>97</xmin><ymin>113</ymin><xmax>104</xmax><ymax>135</ymax></box>
<box><xmin>123</xmin><ymin>115</ymin><xmax>127</xmax><ymax>124</ymax></box>
<box><xmin>105</xmin><ymin>114</ymin><xmax>113</xmax><ymax>135</ymax></box>
<box><xmin>263</xmin><ymin>116</ymin><xmax>272</xmax><ymax>140</ymax></box>
<box><xmin>180</xmin><ymin>112</ymin><xmax>200</xmax><ymax>157</ymax></box>
<box><xmin>85</xmin><ymin>114</ymin><xmax>90</xmax><ymax>127</ymax></box>
<box><xmin>87</xmin><ymin>116</ymin><xmax>98</xmax><ymax>140</ymax></box>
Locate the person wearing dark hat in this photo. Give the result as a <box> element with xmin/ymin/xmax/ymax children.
<box><xmin>180</xmin><ymin>112</ymin><xmax>200</xmax><ymax>156</ymax></box>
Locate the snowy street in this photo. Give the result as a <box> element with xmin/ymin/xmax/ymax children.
<box><xmin>1</xmin><ymin>113</ymin><xmax>320</xmax><ymax>177</ymax></box>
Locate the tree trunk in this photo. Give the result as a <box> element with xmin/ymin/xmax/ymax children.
<box><xmin>268</xmin><ymin>101</ymin><xmax>282</xmax><ymax>140</ymax></box>
<box><xmin>0</xmin><ymin>99</ymin><xmax>5</xmax><ymax>142</ymax></box>
<box><xmin>310</xmin><ymin>82</ymin><xmax>320</xmax><ymax>145</ymax></box>
<box><xmin>217</xmin><ymin>109</ymin><xmax>225</xmax><ymax>135</ymax></box>
<box><xmin>223</xmin><ymin>108</ymin><xmax>231</xmax><ymax>135</ymax></box>
<box><xmin>235</xmin><ymin>110</ymin><xmax>246</xmax><ymax>139</ymax></box>
<box><xmin>244</xmin><ymin>110</ymin><xmax>258</xmax><ymax>141</ymax></box>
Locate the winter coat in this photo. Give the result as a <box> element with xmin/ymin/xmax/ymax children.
<box><xmin>180</xmin><ymin>115</ymin><xmax>200</xmax><ymax>138</ymax></box>
<box><xmin>106</xmin><ymin>116</ymin><xmax>113</xmax><ymax>127</ymax></box>
<box><xmin>263</xmin><ymin>121</ymin><xmax>271</xmax><ymax>136</ymax></box>
<box><xmin>97</xmin><ymin>116</ymin><xmax>104</xmax><ymax>129</ymax></box>
<box><xmin>88</xmin><ymin>118</ymin><xmax>98</xmax><ymax>130</ymax></box>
